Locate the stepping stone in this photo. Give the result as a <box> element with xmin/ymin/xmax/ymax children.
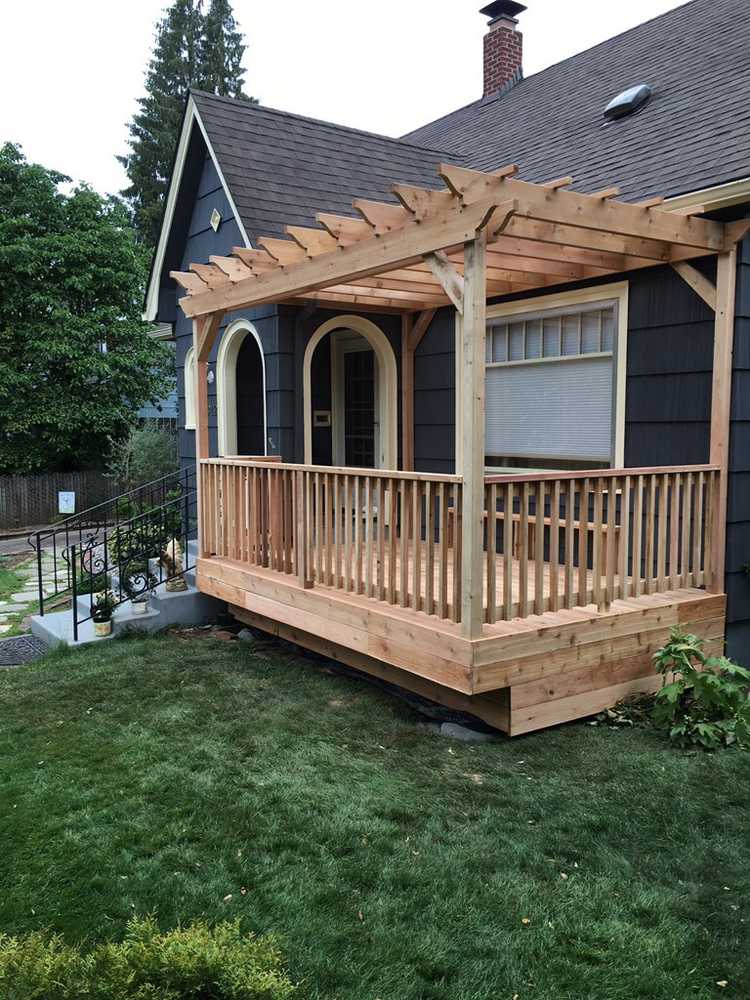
<box><xmin>0</xmin><ymin>626</ymin><xmax>10</xmax><ymax>634</ymax></box>
<box><xmin>10</xmin><ymin>593</ymin><xmax>39</xmax><ymax>603</ymax></box>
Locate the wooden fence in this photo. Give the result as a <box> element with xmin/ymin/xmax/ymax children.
<box><xmin>200</xmin><ymin>459</ymin><xmax>719</xmax><ymax>627</ymax></box>
<box><xmin>0</xmin><ymin>471</ymin><xmax>113</xmax><ymax>530</ymax></box>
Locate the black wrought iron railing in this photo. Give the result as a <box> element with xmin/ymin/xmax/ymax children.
<box><xmin>28</xmin><ymin>468</ymin><xmax>197</xmax><ymax>635</ymax></box>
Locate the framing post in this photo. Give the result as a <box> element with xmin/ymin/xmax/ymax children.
<box><xmin>709</xmin><ymin>249</ymin><xmax>738</xmax><ymax>594</ymax></box>
<box><xmin>460</xmin><ymin>233</ymin><xmax>488</xmax><ymax>639</ymax></box>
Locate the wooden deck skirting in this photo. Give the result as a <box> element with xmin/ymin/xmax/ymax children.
<box><xmin>197</xmin><ymin>553</ymin><xmax>725</xmax><ymax>736</ymax></box>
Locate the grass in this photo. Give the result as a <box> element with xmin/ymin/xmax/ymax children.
<box><xmin>1</xmin><ymin>633</ymin><xmax>749</xmax><ymax>1000</ymax></box>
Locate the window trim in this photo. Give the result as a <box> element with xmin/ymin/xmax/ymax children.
<box><xmin>485</xmin><ymin>282</ymin><xmax>629</xmax><ymax>468</ymax></box>
<box><xmin>184</xmin><ymin>345</ymin><xmax>196</xmax><ymax>430</ymax></box>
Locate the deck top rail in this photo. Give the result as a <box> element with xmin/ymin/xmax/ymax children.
<box><xmin>199</xmin><ymin>459</ymin><xmax>720</xmax><ymax>630</ymax></box>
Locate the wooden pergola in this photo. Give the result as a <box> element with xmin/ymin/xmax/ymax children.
<box><xmin>172</xmin><ymin>163</ymin><xmax>748</xmax><ymax>639</ymax></box>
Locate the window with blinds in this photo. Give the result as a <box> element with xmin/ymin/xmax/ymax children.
<box><xmin>485</xmin><ymin>299</ymin><xmax>618</xmax><ymax>468</ymax></box>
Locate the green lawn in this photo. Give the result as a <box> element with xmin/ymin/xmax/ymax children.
<box><xmin>1</xmin><ymin>633</ymin><xmax>748</xmax><ymax>1000</ymax></box>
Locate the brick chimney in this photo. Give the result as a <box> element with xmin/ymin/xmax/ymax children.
<box><xmin>480</xmin><ymin>1</ymin><xmax>526</xmax><ymax>98</ymax></box>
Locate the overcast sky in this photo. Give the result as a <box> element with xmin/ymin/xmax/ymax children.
<box><xmin>1</xmin><ymin>0</ymin><xmax>688</xmax><ymax>196</ymax></box>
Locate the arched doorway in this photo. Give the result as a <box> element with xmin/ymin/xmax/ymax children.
<box><xmin>217</xmin><ymin>319</ymin><xmax>267</xmax><ymax>457</ymax></box>
<box><xmin>303</xmin><ymin>316</ymin><xmax>397</xmax><ymax>469</ymax></box>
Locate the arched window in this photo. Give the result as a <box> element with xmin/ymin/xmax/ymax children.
<box><xmin>184</xmin><ymin>345</ymin><xmax>196</xmax><ymax>430</ymax></box>
<box><xmin>216</xmin><ymin>319</ymin><xmax>267</xmax><ymax>457</ymax></box>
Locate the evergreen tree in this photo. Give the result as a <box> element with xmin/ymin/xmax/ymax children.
<box><xmin>119</xmin><ymin>0</ymin><xmax>254</xmax><ymax>247</ymax></box>
<box><xmin>199</xmin><ymin>0</ymin><xmax>253</xmax><ymax>99</ymax></box>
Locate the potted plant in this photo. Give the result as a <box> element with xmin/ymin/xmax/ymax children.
<box><xmin>92</xmin><ymin>591</ymin><xmax>116</xmax><ymax>637</ymax></box>
<box><xmin>125</xmin><ymin>568</ymin><xmax>157</xmax><ymax>616</ymax></box>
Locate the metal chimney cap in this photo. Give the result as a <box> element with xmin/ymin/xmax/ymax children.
<box><xmin>480</xmin><ymin>1</ymin><xmax>527</xmax><ymax>22</ymax></box>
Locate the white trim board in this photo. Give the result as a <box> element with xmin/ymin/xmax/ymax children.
<box><xmin>303</xmin><ymin>315</ymin><xmax>398</xmax><ymax>470</ymax></box>
<box><xmin>216</xmin><ymin>319</ymin><xmax>268</xmax><ymax>457</ymax></box>
<box><xmin>144</xmin><ymin>96</ymin><xmax>251</xmax><ymax>323</ymax></box>
<box><xmin>664</xmin><ymin>176</ymin><xmax>750</xmax><ymax>214</ymax></box>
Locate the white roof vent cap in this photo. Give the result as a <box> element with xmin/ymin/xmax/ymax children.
<box><xmin>604</xmin><ymin>84</ymin><xmax>653</xmax><ymax>122</ymax></box>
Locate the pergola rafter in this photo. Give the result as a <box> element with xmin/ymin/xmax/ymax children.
<box><xmin>172</xmin><ymin>163</ymin><xmax>736</xmax><ymax>322</ymax></box>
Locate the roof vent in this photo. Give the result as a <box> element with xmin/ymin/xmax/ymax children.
<box><xmin>603</xmin><ymin>84</ymin><xmax>652</xmax><ymax>122</ymax></box>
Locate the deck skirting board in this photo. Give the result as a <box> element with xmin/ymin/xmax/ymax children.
<box><xmin>197</xmin><ymin>557</ymin><xmax>725</xmax><ymax>736</ymax></box>
<box><xmin>229</xmin><ymin>605</ymin><xmax>511</xmax><ymax>733</ymax></box>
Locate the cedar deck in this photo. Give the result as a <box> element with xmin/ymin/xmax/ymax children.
<box><xmin>171</xmin><ymin>163</ymin><xmax>744</xmax><ymax>735</ymax></box>
<box><xmin>197</xmin><ymin>459</ymin><xmax>725</xmax><ymax>735</ymax></box>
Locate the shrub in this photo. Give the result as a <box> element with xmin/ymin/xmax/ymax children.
<box><xmin>0</xmin><ymin>917</ymin><xmax>296</xmax><ymax>999</ymax></box>
<box><xmin>653</xmin><ymin>627</ymin><xmax>750</xmax><ymax>749</ymax></box>
<box><xmin>108</xmin><ymin>424</ymin><xmax>179</xmax><ymax>492</ymax></box>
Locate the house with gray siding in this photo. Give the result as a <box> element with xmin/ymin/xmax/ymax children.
<box><xmin>145</xmin><ymin>0</ymin><xmax>750</xmax><ymax>715</ymax></box>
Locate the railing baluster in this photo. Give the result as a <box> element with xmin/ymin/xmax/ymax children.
<box><xmin>670</xmin><ymin>472</ymin><xmax>681</xmax><ymax>590</ymax></box>
<box><xmin>412</xmin><ymin>479</ymin><xmax>422</xmax><ymax>613</ymax></box>
<box><xmin>438</xmin><ymin>482</ymin><xmax>448</xmax><ymax>620</ymax></box>
<box><xmin>694</xmin><ymin>471</ymin><xmax>706</xmax><ymax>587</ymax></box>
<box><xmin>503</xmin><ymin>482</ymin><xmax>514</xmax><ymax>621</ymax></box>
<box><xmin>425</xmin><ymin>481</ymin><xmax>435</xmax><ymax>616</ymax></box>
<box><xmin>534</xmin><ymin>481</ymin><xmax>545</xmax><ymax>616</ymax></box>
<box><xmin>452</xmin><ymin>482</ymin><xmax>462</xmax><ymax>624</ymax></box>
<box><xmin>618</xmin><ymin>475</ymin><xmax>631</xmax><ymax>600</ymax></box>
<box><xmin>486</xmin><ymin>483</ymin><xmax>497</xmax><ymax>624</ymax></box>
<box><xmin>605</xmin><ymin>475</ymin><xmax>617</xmax><ymax>608</ymax></box>
<box><xmin>564</xmin><ymin>480</ymin><xmax>575</xmax><ymax>609</ymax></box>
<box><xmin>519</xmin><ymin>483</ymin><xmax>529</xmax><ymax>618</ymax></box>
<box><xmin>578</xmin><ymin>479</ymin><xmax>589</xmax><ymax>608</ymax></box>
<box><xmin>657</xmin><ymin>472</ymin><xmax>669</xmax><ymax>590</ymax></box>
<box><xmin>645</xmin><ymin>475</ymin><xmax>656</xmax><ymax>594</ymax></box>
<box><xmin>399</xmin><ymin>479</ymin><xmax>409</xmax><ymax>608</ymax></box>
<box><xmin>549</xmin><ymin>480</ymin><xmax>560</xmax><ymax>613</ymax></box>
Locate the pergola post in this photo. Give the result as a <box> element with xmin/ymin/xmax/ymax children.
<box><xmin>401</xmin><ymin>313</ymin><xmax>414</xmax><ymax>471</ymax></box>
<box><xmin>709</xmin><ymin>249</ymin><xmax>738</xmax><ymax>594</ymax></box>
<box><xmin>193</xmin><ymin>313</ymin><xmax>223</xmax><ymax>558</ymax></box>
<box><xmin>460</xmin><ymin>233</ymin><xmax>487</xmax><ymax>639</ymax></box>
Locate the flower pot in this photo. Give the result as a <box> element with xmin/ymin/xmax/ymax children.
<box><xmin>94</xmin><ymin>618</ymin><xmax>112</xmax><ymax>638</ymax></box>
<box><xmin>131</xmin><ymin>599</ymin><xmax>148</xmax><ymax>616</ymax></box>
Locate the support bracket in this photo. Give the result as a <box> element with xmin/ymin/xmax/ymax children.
<box><xmin>671</xmin><ymin>261</ymin><xmax>717</xmax><ymax>311</ymax></box>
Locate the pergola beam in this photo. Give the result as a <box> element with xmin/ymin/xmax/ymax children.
<box><xmin>177</xmin><ymin>197</ymin><xmax>506</xmax><ymax>318</ymax></box>
<box><xmin>438</xmin><ymin>164</ymin><xmax>726</xmax><ymax>251</ymax></box>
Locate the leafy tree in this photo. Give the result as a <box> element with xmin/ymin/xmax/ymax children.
<box><xmin>0</xmin><ymin>143</ymin><xmax>174</xmax><ymax>474</ymax></box>
<box><xmin>119</xmin><ymin>0</ymin><xmax>255</xmax><ymax>246</ymax></box>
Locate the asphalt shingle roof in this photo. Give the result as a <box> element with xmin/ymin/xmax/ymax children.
<box><xmin>403</xmin><ymin>0</ymin><xmax>750</xmax><ymax>201</ymax></box>
<box><xmin>190</xmin><ymin>0</ymin><xmax>750</xmax><ymax>247</ymax></box>
<box><xmin>191</xmin><ymin>92</ymin><xmax>457</xmax><ymax>243</ymax></box>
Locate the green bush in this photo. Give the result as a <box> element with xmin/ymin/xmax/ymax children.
<box><xmin>0</xmin><ymin>917</ymin><xmax>296</xmax><ymax>999</ymax></box>
<box><xmin>108</xmin><ymin>424</ymin><xmax>179</xmax><ymax>492</ymax></box>
<box><xmin>653</xmin><ymin>627</ymin><xmax>750</xmax><ymax>749</ymax></box>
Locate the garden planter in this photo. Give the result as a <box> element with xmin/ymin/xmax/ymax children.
<box><xmin>131</xmin><ymin>599</ymin><xmax>149</xmax><ymax>616</ymax></box>
<box><xmin>94</xmin><ymin>618</ymin><xmax>112</xmax><ymax>637</ymax></box>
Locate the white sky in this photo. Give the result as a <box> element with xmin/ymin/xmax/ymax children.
<box><xmin>0</xmin><ymin>0</ymin><xmax>688</xmax><ymax>196</ymax></box>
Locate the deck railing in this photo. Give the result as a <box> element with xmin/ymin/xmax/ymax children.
<box><xmin>200</xmin><ymin>459</ymin><xmax>719</xmax><ymax>628</ymax></box>
<box><xmin>200</xmin><ymin>459</ymin><xmax>464</xmax><ymax>621</ymax></box>
<box><xmin>483</xmin><ymin>466</ymin><xmax>719</xmax><ymax>623</ymax></box>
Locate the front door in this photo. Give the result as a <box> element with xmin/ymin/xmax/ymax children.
<box><xmin>343</xmin><ymin>349</ymin><xmax>375</xmax><ymax>467</ymax></box>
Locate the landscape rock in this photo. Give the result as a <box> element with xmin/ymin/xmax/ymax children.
<box><xmin>440</xmin><ymin>722</ymin><xmax>497</xmax><ymax>743</ymax></box>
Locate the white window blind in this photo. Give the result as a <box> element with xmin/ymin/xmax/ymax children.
<box><xmin>485</xmin><ymin>300</ymin><xmax>618</xmax><ymax>464</ymax></box>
